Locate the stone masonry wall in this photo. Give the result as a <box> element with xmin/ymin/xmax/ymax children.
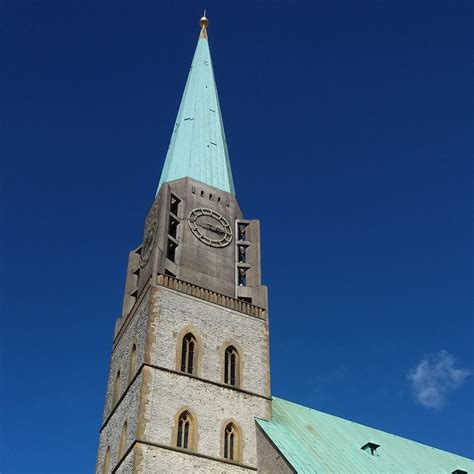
<box><xmin>136</xmin><ymin>443</ymin><xmax>255</xmax><ymax>473</ymax></box>
<box><xmin>115</xmin><ymin>449</ymin><xmax>135</xmax><ymax>474</ymax></box>
<box><xmin>140</xmin><ymin>365</ymin><xmax>269</xmax><ymax>468</ymax></box>
<box><xmin>102</xmin><ymin>292</ymin><xmax>150</xmax><ymax>421</ymax></box>
<box><xmin>97</xmin><ymin>372</ymin><xmax>142</xmax><ymax>474</ymax></box>
<box><xmin>97</xmin><ymin>282</ymin><xmax>271</xmax><ymax>473</ymax></box>
<box><xmin>148</xmin><ymin>286</ymin><xmax>270</xmax><ymax>397</ymax></box>
<box><xmin>256</xmin><ymin>426</ymin><xmax>294</xmax><ymax>474</ymax></box>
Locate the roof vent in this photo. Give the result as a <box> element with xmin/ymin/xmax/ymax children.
<box><xmin>361</xmin><ymin>442</ymin><xmax>380</xmax><ymax>456</ymax></box>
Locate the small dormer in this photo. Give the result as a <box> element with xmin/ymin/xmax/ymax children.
<box><xmin>361</xmin><ymin>442</ymin><xmax>380</xmax><ymax>456</ymax></box>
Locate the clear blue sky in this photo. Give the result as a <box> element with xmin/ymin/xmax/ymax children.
<box><xmin>1</xmin><ymin>1</ymin><xmax>473</xmax><ymax>472</ymax></box>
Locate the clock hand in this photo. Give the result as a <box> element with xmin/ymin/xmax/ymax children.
<box><xmin>207</xmin><ymin>223</ymin><xmax>226</xmax><ymax>235</ymax></box>
<box><xmin>191</xmin><ymin>220</ymin><xmax>226</xmax><ymax>236</ymax></box>
<box><xmin>201</xmin><ymin>223</ymin><xmax>225</xmax><ymax>236</ymax></box>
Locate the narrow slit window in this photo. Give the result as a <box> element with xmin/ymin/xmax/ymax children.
<box><xmin>128</xmin><ymin>344</ymin><xmax>137</xmax><ymax>383</ymax></box>
<box><xmin>103</xmin><ymin>446</ymin><xmax>110</xmax><ymax>474</ymax></box>
<box><xmin>113</xmin><ymin>370</ymin><xmax>120</xmax><ymax>406</ymax></box>
<box><xmin>119</xmin><ymin>421</ymin><xmax>127</xmax><ymax>459</ymax></box>
<box><xmin>181</xmin><ymin>333</ymin><xmax>197</xmax><ymax>375</ymax></box>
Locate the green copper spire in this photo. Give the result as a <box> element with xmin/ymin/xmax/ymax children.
<box><xmin>156</xmin><ymin>16</ymin><xmax>235</xmax><ymax>196</ymax></box>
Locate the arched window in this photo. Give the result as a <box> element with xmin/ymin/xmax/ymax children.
<box><xmin>223</xmin><ymin>423</ymin><xmax>239</xmax><ymax>461</ymax></box>
<box><xmin>113</xmin><ymin>370</ymin><xmax>121</xmax><ymax>405</ymax></box>
<box><xmin>180</xmin><ymin>333</ymin><xmax>196</xmax><ymax>375</ymax></box>
<box><xmin>224</xmin><ymin>346</ymin><xmax>239</xmax><ymax>386</ymax></box>
<box><xmin>119</xmin><ymin>421</ymin><xmax>127</xmax><ymax>459</ymax></box>
<box><xmin>128</xmin><ymin>344</ymin><xmax>137</xmax><ymax>383</ymax></box>
<box><xmin>103</xmin><ymin>446</ymin><xmax>110</xmax><ymax>473</ymax></box>
<box><xmin>176</xmin><ymin>411</ymin><xmax>194</xmax><ymax>450</ymax></box>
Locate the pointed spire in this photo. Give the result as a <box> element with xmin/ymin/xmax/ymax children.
<box><xmin>156</xmin><ymin>15</ymin><xmax>235</xmax><ymax>196</ymax></box>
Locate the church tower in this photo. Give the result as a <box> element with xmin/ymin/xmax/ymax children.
<box><xmin>96</xmin><ymin>16</ymin><xmax>271</xmax><ymax>473</ymax></box>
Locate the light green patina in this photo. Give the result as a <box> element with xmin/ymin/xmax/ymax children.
<box><xmin>257</xmin><ymin>397</ymin><xmax>473</xmax><ymax>473</ymax></box>
<box><xmin>156</xmin><ymin>26</ymin><xmax>235</xmax><ymax>196</ymax></box>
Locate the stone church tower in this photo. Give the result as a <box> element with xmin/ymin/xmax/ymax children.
<box><xmin>96</xmin><ymin>16</ymin><xmax>271</xmax><ymax>473</ymax></box>
<box><xmin>95</xmin><ymin>15</ymin><xmax>474</xmax><ymax>474</ymax></box>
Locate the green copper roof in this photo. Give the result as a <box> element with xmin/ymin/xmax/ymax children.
<box><xmin>156</xmin><ymin>26</ymin><xmax>235</xmax><ymax>195</ymax></box>
<box><xmin>257</xmin><ymin>397</ymin><xmax>474</xmax><ymax>473</ymax></box>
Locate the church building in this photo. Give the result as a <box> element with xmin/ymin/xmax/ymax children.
<box><xmin>95</xmin><ymin>16</ymin><xmax>473</xmax><ymax>473</ymax></box>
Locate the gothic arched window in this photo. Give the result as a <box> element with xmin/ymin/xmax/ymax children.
<box><xmin>180</xmin><ymin>333</ymin><xmax>197</xmax><ymax>375</ymax></box>
<box><xmin>224</xmin><ymin>346</ymin><xmax>239</xmax><ymax>387</ymax></box>
<box><xmin>119</xmin><ymin>421</ymin><xmax>127</xmax><ymax>459</ymax></box>
<box><xmin>176</xmin><ymin>411</ymin><xmax>194</xmax><ymax>450</ymax></box>
<box><xmin>113</xmin><ymin>370</ymin><xmax>121</xmax><ymax>406</ymax></box>
<box><xmin>223</xmin><ymin>422</ymin><xmax>239</xmax><ymax>461</ymax></box>
<box><xmin>128</xmin><ymin>344</ymin><xmax>137</xmax><ymax>383</ymax></box>
<box><xmin>103</xmin><ymin>446</ymin><xmax>110</xmax><ymax>474</ymax></box>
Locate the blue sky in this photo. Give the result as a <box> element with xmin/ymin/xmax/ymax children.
<box><xmin>1</xmin><ymin>1</ymin><xmax>472</xmax><ymax>471</ymax></box>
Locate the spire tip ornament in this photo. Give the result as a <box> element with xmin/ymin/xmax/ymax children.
<box><xmin>199</xmin><ymin>11</ymin><xmax>208</xmax><ymax>39</ymax></box>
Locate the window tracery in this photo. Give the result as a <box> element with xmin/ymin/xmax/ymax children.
<box><xmin>223</xmin><ymin>422</ymin><xmax>240</xmax><ymax>461</ymax></box>
<box><xmin>176</xmin><ymin>411</ymin><xmax>194</xmax><ymax>450</ymax></box>
<box><xmin>181</xmin><ymin>333</ymin><xmax>196</xmax><ymax>375</ymax></box>
<box><xmin>224</xmin><ymin>345</ymin><xmax>239</xmax><ymax>386</ymax></box>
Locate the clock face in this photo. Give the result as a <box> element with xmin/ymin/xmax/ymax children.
<box><xmin>139</xmin><ymin>219</ymin><xmax>157</xmax><ymax>267</ymax></box>
<box><xmin>188</xmin><ymin>208</ymin><xmax>233</xmax><ymax>248</ymax></box>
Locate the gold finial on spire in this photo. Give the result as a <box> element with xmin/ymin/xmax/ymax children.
<box><xmin>199</xmin><ymin>10</ymin><xmax>208</xmax><ymax>39</ymax></box>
